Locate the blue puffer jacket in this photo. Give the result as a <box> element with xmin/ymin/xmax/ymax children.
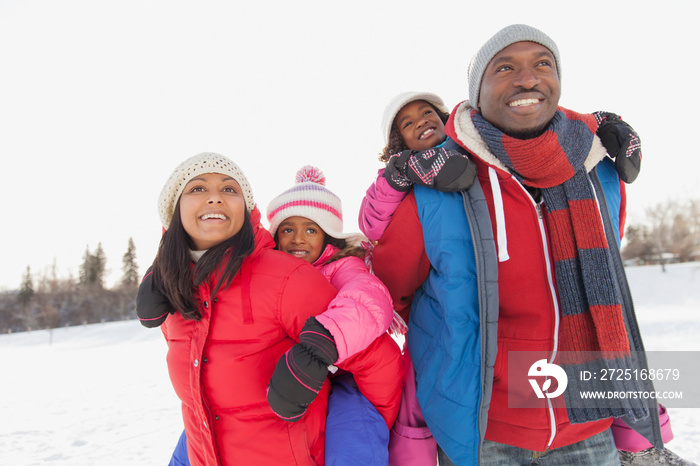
<box><xmin>407</xmin><ymin>179</ymin><xmax>497</xmax><ymax>465</ymax></box>
<box><xmin>407</xmin><ymin>159</ymin><xmax>660</xmax><ymax>464</ymax></box>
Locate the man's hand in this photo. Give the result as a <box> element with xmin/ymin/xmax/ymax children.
<box><xmin>594</xmin><ymin>111</ymin><xmax>642</xmax><ymax>184</ymax></box>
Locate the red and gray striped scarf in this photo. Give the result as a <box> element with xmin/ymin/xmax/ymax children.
<box><xmin>471</xmin><ymin>107</ymin><xmax>648</xmax><ymax>423</ymax></box>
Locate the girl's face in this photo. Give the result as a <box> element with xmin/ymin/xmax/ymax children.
<box><xmin>276</xmin><ymin>216</ymin><xmax>325</xmax><ymax>264</ymax></box>
<box><xmin>395</xmin><ymin>100</ymin><xmax>446</xmax><ymax>151</ymax></box>
<box><xmin>179</xmin><ymin>173</ymin><xmax>246</xmax><ymax>250</ymax></box>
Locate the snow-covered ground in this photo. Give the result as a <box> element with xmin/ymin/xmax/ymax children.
<box><xmin>1</xmin><ymin>262</ymin><xmax>699</xmax><ymax>465</ymax></box>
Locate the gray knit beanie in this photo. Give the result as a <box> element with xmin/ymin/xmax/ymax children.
<box><xmin>468</xmin><ymin>24</ymin><xmax>561</xmax><ymax>107</ymax></box>
<box><xmin>158</xmin><ymin>152</ymin><xmax>255</xmax><ymax>229</ymax></box>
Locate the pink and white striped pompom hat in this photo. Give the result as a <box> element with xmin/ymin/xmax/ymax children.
<box><xmin>266</xmin><ymin>166</ymin><xmax>354</xmax><ymax>240</ymax></box>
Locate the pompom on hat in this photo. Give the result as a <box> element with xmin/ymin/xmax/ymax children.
<box><xmin>468</xmin><ymin>24</ymin><xmax>561</xmax><ymax>108</ymax></box>
<box><xmin>158</xmin><ymin>152</ymin><xmax>255</xmax><ymax>229</ymax></box>
<box><xmin>266</xmin><ymin>166</ymin><xmax>356</xmax><ymax>241</ymax></box>
<box><xmin>381</xmin><ymin>91</ymin><xmax>450</xmax><ymax>145</ymax></box>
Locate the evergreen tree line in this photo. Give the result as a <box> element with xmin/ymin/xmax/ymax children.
<box><xmin>621</xmin><ymin>198</ymin><xmax>700</xmax><ymax>265</ymax></box>
<box><xmin>1</xmin><ymin>238</ymin><xmax>141</xmax><ymax>333</ymax></box>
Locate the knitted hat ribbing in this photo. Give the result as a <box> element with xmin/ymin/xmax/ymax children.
<box><xmin>158</xmin><ymin>152</ymin><xmax>255</xmax><ymax>229</ymax></box>
<box><xmin>468</xmin><ymin>24</ymin><xmax>561</xmax><ymax>107</ymax></box>
<box><xmin>266</xmin><ymin>166</ymin><xmax>355</xmax><ymax>241</ymax></box>
<box><xmin>381</xmin><ymin>91</ymin><xmax>450</xmax><ymax>145</ymax></box>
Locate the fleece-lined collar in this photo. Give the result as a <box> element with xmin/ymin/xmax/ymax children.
<box><xmin>450</xmin><ymin>101</ymin><xmax>608</xmax><ymax>174</ymax></box>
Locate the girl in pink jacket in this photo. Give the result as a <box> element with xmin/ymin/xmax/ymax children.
<box><xmin>266</xmin><ymin>166</ymin><xmax>400</xmax><ymax>465</ymax></box>
<box><xmin>266</xmin><ymin>166</ymin><xmax>394</xmax><ymax>364</ymax></box>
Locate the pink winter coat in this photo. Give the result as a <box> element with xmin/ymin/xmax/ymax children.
<box><xmin>313</xmin><ymin>244</ymin><xmax>394</xmax><ymax>363</ymax></box>
<box><xmin>358</xmin><ymin>169</ymin><xmax>407</xmax><ymax>242</ymax></box>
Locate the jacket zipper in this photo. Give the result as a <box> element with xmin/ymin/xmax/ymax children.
<box><xmin>518</xmin><ymin>182</ymin><xmax>560</xmax><ymax>449</ymax></box>
<box><xmin>461</xmin><ymin>189</ymin><xmax>487</xmax><ymax>464</ymax></box>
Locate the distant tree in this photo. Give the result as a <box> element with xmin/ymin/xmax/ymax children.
<box><xmin>120</xmin><ymin>237</ymin><xmax>139</xmax><ymax>287</ymax></box>
<box><xmin>671</xmin><ymin>212</ymin><xmax>694</xmax><ymax>262</ymax></box>
<box><xmin>622</xmin><ymin>198</ymin><xmax>700</xmax><ymax>266</ymax></box>
<box><xmin>44</xmin><ymin>257</ymin><xmax>59</xmax><ymax>293</ymax></box>
<box><xmin>79</xmin><ymin>243</ymin><xmax>106</xmax><ymax>289</ymax></box>
<box><xmin>94</xmin><ymin>243</ymin><xmax>107</xmax><ymax>287</ymax></box>
<box><xmin>16</xmin><ymin>266</ymin><xmax>40</xmax><ymax>330</ymax></box>
<box><xmin>18</xmin><ymin>266</ymin><xmax>34</xmax><ymax>309</ymax></box>
<box><xmin>622</xmin><ymin>225</ymin><xmax>654</xmax><ymax>262</ymax></box>
<box><xmin>0</xmin><ymin>293</ymin><xmax>17</xmax><ymax>332</ymax></box>
<box><xmin>79</xmin><ymin>246</ymin><xmax>92</xmax><ymax>286</ymax></box>
<box><xmin>646</xmin><ymin>203</ymin><xmax>672</xmax><ymax>267</ymax></box>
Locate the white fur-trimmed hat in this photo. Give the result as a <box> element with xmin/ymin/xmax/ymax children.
<box><xmin>468</xmin><ymin>24</ymin><xmax>561</xmax><ymax>108</ymax></box>
<box><xmin>381</xmin><ymin>91</ymin><xmax>450</xmax><ymax>145</ymax></box>
<box><xmin>266</xmin><ymin>166</ymin><xmax>356</xmax><ymax>241</ymax></box>
<box><xmin>158</xmin><ymin>152</ymin><xmax>255</xmax><ymax>229</ymax></box>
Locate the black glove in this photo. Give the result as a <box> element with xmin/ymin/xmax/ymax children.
<box><xmin>267</xmin><ymin>317</ymin><xmax>338</xmax><ymax>421</ymax></box>
<box><xmin>594</xmin><ymin>111</ymin><xmax>642</xmax><ymax>184</ymax></box>
<box><xmin>384</xmin><ymin>151</ymin><xmax>414</xmax><ymax>192</ymax></box>
<box><xmin>384</xmin><ymin>144</ymin><xmax>477</xmax><ymax>193</ymax></box>
<box><xmin>136</xmin><ymin>266</ymin><xmax>174</xmax><ymax>328</ymax></box>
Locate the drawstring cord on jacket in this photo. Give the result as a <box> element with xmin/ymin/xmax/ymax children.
<box><xmin>488</xmin><ymin>167</ymin><xmax>510</xmax><ymax>262</ymax></box>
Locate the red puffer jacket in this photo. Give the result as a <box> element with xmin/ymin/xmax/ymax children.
<box><xmin>162</xmin><ymin>209</ymin><xmax>402</xmax><ymax>465</ymax></box>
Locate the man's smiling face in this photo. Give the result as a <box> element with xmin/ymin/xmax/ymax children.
<box><xmin>478</xmin><ymin>41</ymin><xmax>561</xmax><ymax>139</ymax></box>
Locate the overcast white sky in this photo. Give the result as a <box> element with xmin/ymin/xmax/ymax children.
<box><xmin>1</xmin><ymin>0</ymin><xmax>698</xmax><ymax>290</ymax></box>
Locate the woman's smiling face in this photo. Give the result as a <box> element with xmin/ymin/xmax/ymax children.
<box><xmin>179</xmin><ymin>173</ymin><xmax>246</xmax><ymax>250</ymax></box>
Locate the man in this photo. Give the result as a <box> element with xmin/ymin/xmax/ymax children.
<box><xmin>372</xmin><ymin>24</ymin><xmax>659</xmax><ymax>465</ymax></box>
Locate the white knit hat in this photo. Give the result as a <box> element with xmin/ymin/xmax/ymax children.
<box><xmin>380</xmin><ymin>91</ymin><xmax>450</xmax><ymax>145</ymax></box>
<box><xmin>468</xmin><ymin>24</ymin><xmax>561</xmax><ymax>108</ymax></box>
<box><xmin>158</xmin><ymin>152</ymin><xmax>255</xmax><ymax>229</ymax></box>
<box><xmin>266</xmin><ymin>166</ymin><xmax>356</xmax><ymax>241</ymax></box>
